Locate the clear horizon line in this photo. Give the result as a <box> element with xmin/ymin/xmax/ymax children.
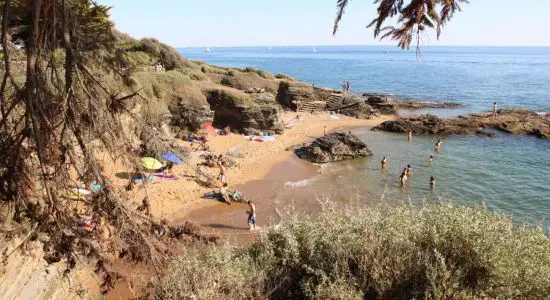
<box><xmin>177</xmin><ymin>44</ymin><xmax>550</xmax><ymax>49</ymax></box>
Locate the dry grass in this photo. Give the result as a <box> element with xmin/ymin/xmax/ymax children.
<box><xmin>155</xmin><ymin>203</ymin><xmax>550</xmax><ymax>299</ymax></box>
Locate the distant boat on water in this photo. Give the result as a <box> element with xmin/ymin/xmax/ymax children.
<box><xmin>205</xmin><ymin>46</ymin><xmax>211</xmax><ymax>53</ymax></box>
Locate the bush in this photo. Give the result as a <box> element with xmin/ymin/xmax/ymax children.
<box><xmin>155</xmin><ymin>203</ymin><xmax>550</xmax><ymax>299</ymax></box>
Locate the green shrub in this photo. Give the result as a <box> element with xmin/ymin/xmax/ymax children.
<box><xmin>155</xmin><ymin>203</ymin><xmax>550</xmax><ymax>299</ymax></box>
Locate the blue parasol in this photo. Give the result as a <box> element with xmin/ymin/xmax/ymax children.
<box><xmin>161</xmin><ymin>152</ymin><xmax>183</xmax><ymax>164</ymax></box>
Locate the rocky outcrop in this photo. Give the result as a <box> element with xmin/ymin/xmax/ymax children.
<box><xmin>396</xmin><ymin>100</ymin><xmax>464</xmax><ymax>110</ymax></box>
<box><xmin>276</xmin><ymin>81</ymin><xmax>319</xmax><ymax>110</ymax></box>
<box><xmin>363</xmin><ymin>94</ymin><xmax>399</xmax><ymax>115</ymax></box>
<box><xmin>373</xmin><ymin>109</ymin><xmax>550</xmax><ymax>139</ymax></box>
<box><xmin>169</xmin><ymin>100</ymin><xmax>214</xmax><ymax>133</ymax></box>
<box><xmin>333</xmin><ymin>94</ymin><xmax>378</xmax><ymax>119</ymax></box>
<box><xmin>205</xmin><ymin>88</ymin><xmax>283</xmax><ymax>135</ymax></box>
<box><xmin>295</xmin><ymin>132</ymin><xmax>373</xmax><ymax>163</ymax></box>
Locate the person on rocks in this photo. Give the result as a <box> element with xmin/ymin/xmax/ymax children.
<box><xmin>381</xmin><ymin>156</ymin><xmax>388</xmax><ymax>169</ymax></box>
<box><xmin>430</xmin><ymin>176</ymin><xmax>436</xmax><ymax>189</ymax></box>
<box><xmin>428</xmin><ymin>155</ymin><xmax>434</xmax><ymax>165</ymax></box>
<box><xmin>342</xmin><ymin>81</ymin><xmax>347</xmax><ymax>93</ymax></box>
<box><xmin>434</xmin><ymin>138</ymin><xmax>442</xmax><ymax>152</ymax></box>
<box><xmin>492</xmin><ymin>102</ymin><xmax>497</xmax><ymax>117</ymax></box>
<box><xmin>346</xmin><ymin>81</ymin><xmax>351</xmax><ymax>93</ymax></box>
<box><xmin>406</xmin><ymin>164</ymin><xmax>412</xmax><ymax>176</ymax></box>
<box><xmin>220</xmin><ymin>183</ymin><xmax>231</xmax><ymax>205</ymax></box>
<box><xmin>246</xmin><ymin>200</ymin><xmax>256</xmax><ymax>230</ymax></box>
<box><xmin>399</xmin><ymin>168</ymin><xmax>408</xmax><ymax>187</ymax></box>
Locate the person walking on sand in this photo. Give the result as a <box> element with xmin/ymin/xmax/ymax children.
<box><xmin>399</xmin><ymin>168</ymin><xmax>408</xmax><ymax>187</ymax></box>
<box><xmin>247</xmin><ymin>200</ymin><xmax>256</xmax><ymax>230</ymax></box>
<box><xmin>430</xmin><ymin>176</ymin><xmax>436</xmax><ymax>189</ymax></box>
<box><xmin>408</xmin><ymin>130</ymin><xmax>412</xmax><ymax>141</ymax></box>
<box><xmin>217</xmin><ymin>160</ymin><xmax>227</xmax><ymax>185</ymax></box>
<box><xmin>434</xmin><ymin>138</ymin><xmax>442</xmax><ymax>152</ymax></box>
<box><xmin>381</xmin><ymin>156</ymin><xmax>387</xmax><ymax>169</ymax></box>
<box><xmin>492</xmin><ymin>102</ymin><xmax>497</xmax><ymax>117</ymax></box>
<box><xmin>428</xmin><ymin>155</ymin><xmax>434</xmax><ymax>165</ymax></box>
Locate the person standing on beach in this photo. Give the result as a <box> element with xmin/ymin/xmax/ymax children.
<box><xmin>217</xmin><ymin>160</ymin><xmax>227</xmax><ymax>185</ymax></box>
<box><xmin>324</xmin><ymin>125</ymin><xmax>327</xmax><ymax>136</ymax></box>
<box><xmin>434</xmin><ymin>138</ymin><xmax>442</xmax><ymax>152</ymax></box>
<box><xmin>428</xmin><ymin>155</ymin><xmax>434</xmax><ymax>165</ymax></box>
<box><xmin>430</xmin><ymin>176</ymin><xmax>436</xmax><ymax>189</ymax></box>
<box><xmin>247</xmin><ymin>200</ymin><xmax>256</xmax><ymax>230</ymax></box>
<box><xmin>342</xmin><ymin>81</ymin><xmax>347</xmax><ymax>93</ymax></box>
<box><xmin>408</xmin><ymin>130</ymin><xmax>412</xmax><ymax>141</ymax></box>
<box><xmin>381</xmin><ymin>156</ymin><xmax>387</xmax><ymax>169</ymax></box>
<box><xmin>399</xmin><ymin>168</ymin><xmax>408</xmax><ymax>187</ymax></box>
<box><xmin>492</xmin><ymin>102</ymin><xmax>497</xmax><ymax>117</ymax></box>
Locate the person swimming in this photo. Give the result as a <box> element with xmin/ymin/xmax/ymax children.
<box><xmin>430</xmin><ymin>176</ymin><xmax>436</xmax><ymax>189</ymax></box>
<box><xmin>434</xmin><ymin>138</ymin><xmax>442</xmax><ymax>152</ymax></box>
<box><xmin>428</xmin><ymin>155</ymin><xmax>434</xmax><ymax>165</ymax></box>
<box><xmin>381</xmin><ymin>156</ymin><xmax>388</xmax><ymax>169</ymax></box>
<box><xmin>408</xmin><ymin>130</ymin><xmax>412</xmax><ymax>141</ymax></box>
<box><xmin>406</xmin><ymin>164</ymin><xmax>412</xmax><ymax>176</ymax></box>
<box><xmin>399</xmin><ymin>168</ymin><xmax>408</xmax><ymax>187</ymax></box>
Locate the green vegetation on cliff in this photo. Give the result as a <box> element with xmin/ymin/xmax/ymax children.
<box><xmin>156</xmin><ymin>203</ymin><xmax>550</xmax><ymax>299</ymax></box>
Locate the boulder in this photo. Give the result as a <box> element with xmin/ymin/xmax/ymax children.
<box><xmin>169</xmin><ymin>101</ymin><xmax>214</xmax><ymax>133</ymax></box>
<box><xmin>396</xmin><ymin>100</ymin><xmax>464</xmax><ymax>110</ymax></box>
<box><xmin>276</xmin><ymin>81</ymin><xmax>318</xmax><ymax>110</ymax></box>
<box><xmin>373</xmin><ymin>114</ymin><xmax>445</xmax><ymax>134</ymax></box>
<box><xmin>363</xmin><ymin>94</ymin><xmax>398</xmax><ymax>115</ymax></box>
<box><xmin>295</xmin><ymin>132</ymin><xmax>373</xmax><ymax>163</ymax></box>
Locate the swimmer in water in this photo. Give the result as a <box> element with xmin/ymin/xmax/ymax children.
<box><xmin>408</xmin><ymin>130</ymin><xmax>412</xmax><ymax>141</ymax></box>
<box><xmin>428</xmin><ymin>155</ymin><xmax>434</xmax><ymax>165</ymax></box>
<box><xmin>406</xmin><ymin>164</ymin><xmax>412</xmax><ymax>176</ymax></box>
<box><xmin>434</xmin><ymin>138</ymin><xmax>442</xmax><ymax>152</ymax></box>
<box><xmin>399</xmin><ymin>168</ymin><xmax>408</xmax><ymax>187</ymax></box>
<box><xmin>430</xmin><ymin>176</ymin><xmax>436</xmax><ymax>189</ymax></box>
<box><xmin>381</xmin><ymin>156</ymin><xmax>387</xmax><ymax>169</ymax></box>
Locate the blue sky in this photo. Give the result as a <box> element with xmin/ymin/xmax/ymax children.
<box><xmin>98</xmin><ymin>0</ymin><xmax>550</xmax><ymax>47</ymax></box>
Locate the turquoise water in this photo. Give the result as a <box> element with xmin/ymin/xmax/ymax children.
<box><xmin>179</xmin><ymin>46</ymin><xmax>550</xmax><ymax>226</ymax></box>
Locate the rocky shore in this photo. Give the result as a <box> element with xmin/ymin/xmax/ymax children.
<box><xmin>373</xmin><ymin>109</ymin><xmax>550</xmax><ymax>139</ymax></box>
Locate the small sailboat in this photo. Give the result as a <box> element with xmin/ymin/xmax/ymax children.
<box><xmin>312</xmin><ymin>46</ymin><xmax>317</xmax><ymax>53</ymax></box>
<box><xmin>205</xmin><ymin>46</ymin><xmax>211</xmax><ymax>53</ymax></box>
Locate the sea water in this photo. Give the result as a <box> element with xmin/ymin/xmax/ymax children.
<box><xmin>179</xmin><ymin>46</ymin><xmax>550</xmax><ymax>225</ymax></box>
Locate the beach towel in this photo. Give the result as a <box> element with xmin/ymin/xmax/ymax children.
<box><xmin>154</xmin><ymin>173</ymin><xmax>178</xmax><ymax>181</ymax></box>
<box><xmin>330</xmin><ymin>114</ymin><xmax>341</xmax><ymax>120</ymax></box>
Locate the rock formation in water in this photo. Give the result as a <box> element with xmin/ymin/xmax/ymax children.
<box><xmin>373</xmin><ymin>109</ymin><xmax>550</xmax><ymax>139</ymax></box>
<box><xmin>295</xmin><ymin>132</ymin><xmax>373</xmax><ymax>163</ymax></box>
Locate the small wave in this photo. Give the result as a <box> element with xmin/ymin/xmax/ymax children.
<box><xmin>285</xmin><ymin>178</ymin><xmax>312</xmax><ymax>188</ymax></box>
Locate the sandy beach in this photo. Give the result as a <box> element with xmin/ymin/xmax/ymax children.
<box><xmin>100</xmin><ymin>112</ymin><xmax>393</xmax><ymax>227</ymax></box>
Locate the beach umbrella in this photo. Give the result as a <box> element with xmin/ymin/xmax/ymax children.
<box><xmin>161</xmin><ymin>152</ymin><xmax>183</xmax><ymax>164</ymax></box>
<box><xmin>140</xmin><ymin>157</ymin><xmax>164</xmax><ymax>170</ymax></box>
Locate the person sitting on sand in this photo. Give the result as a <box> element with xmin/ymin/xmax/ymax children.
<box><xmin>408</xmin><ymin>130</ymin><xmax>412</xmax><ymax>141</ymax></box>
<box><xmin>219</xmin><ymin>183</ymin><xmax>231</xmax><ymax>205</ymax></box>
<box><xmin>381</xmin><ymin>156</ymin><xmax>388</xmax><ymax>169</ymax></box>
<box><xmin>430</xmin><ymin>176</ymin><xmax>436</xmax><ymax>189</ymax></box>
<box><xmin>428</xmin><ymin>155</ymin><xmax>434</xmax><ymax>165</ymax></box>
<box><xmin>434</xmin><ymin>138</ymin><xmax>442</xmax><ymax>152</ymax></box>
<box><xmin>406</xmin><ymin>164</ymin><xmax>412</xmax><ymax>176</ymax></box>
<box><xmin>247</xmin><ymin>200</ymin><xmax>256</xmax><ymax>230</ymax></box>
<box><xmin>399</xmin><ymin>168</ymin><xmax>408</xmax><ymax>187</ymax></box>
<box><xmin>162</xmin><ymin>161</ymin><xmax>174</xmax><ymax>175</ymax></box>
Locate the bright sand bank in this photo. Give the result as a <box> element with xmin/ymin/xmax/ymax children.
<box><xmin>101</xmin><ymin>112</ymin><xmax>393</xmax><ymax>224</ymax></box>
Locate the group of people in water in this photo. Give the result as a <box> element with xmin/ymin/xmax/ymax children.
<box><xmin>382</xmin><ymin>131</ymin><xmax>442</xmax><ymax>190</ymax></box>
